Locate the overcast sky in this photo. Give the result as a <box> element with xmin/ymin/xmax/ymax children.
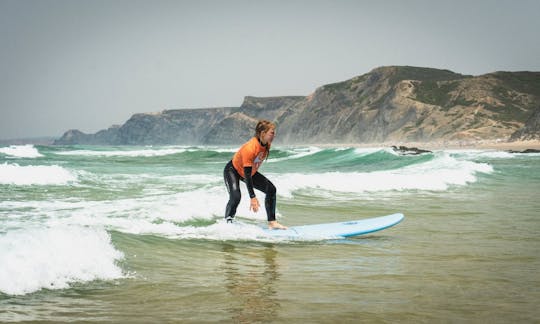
<box><xmin>1</xmin><ymin>0</ymin><xmax>539</xmax><ymax>140</ymax></box>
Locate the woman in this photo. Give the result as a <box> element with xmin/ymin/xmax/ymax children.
<box><xmin>223</xmin><ymin>120</ymin><xmax>287</xmax><ymax>230</ymax></box>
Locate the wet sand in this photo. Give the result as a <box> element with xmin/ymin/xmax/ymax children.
<box><xmin>321</xmin><ymin>140</ymin><xmax>540</xmax><ymax>151</ymax></box>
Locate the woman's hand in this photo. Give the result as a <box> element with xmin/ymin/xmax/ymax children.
<box><xmin>250</xmin><ymin>197</ymin><xmax>260</xmax><ymax>212</ymax></box>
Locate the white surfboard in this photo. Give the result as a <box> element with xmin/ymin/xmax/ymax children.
<box><xmin>263</xmin><ymin>213</ymin><xmax>404</xmax><ymax>239</ymax></box>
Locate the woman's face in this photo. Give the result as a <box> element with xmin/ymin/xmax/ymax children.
<box><xmin>261</xmin><ymin>127</ymin><xmax>275</xmax><ymax>144</ymax></box>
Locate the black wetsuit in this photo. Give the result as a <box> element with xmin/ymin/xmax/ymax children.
<box><xmin>223</xmin><ymin>160</ymin><xmax>276</xmax><ymax>222</ymax></box>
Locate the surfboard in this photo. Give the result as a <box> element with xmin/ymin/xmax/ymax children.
<box><xmin>262</xmin><ymin>213</ymin><xmax>404</xmax><ymax>239</ymax></box>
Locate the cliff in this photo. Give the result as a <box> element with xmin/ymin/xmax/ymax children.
<box><xmin>54</xmin><ymin>66</ymin><xmax>540</xmax><ymax>145</ymax></box>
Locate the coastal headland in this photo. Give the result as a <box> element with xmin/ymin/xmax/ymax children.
<box><xmin>53</xmin><ymin>66</ymin><xmax>540</xmax><ymax>148</ymax></box>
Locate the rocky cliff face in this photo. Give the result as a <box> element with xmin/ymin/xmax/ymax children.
<box><xmin>510</xmin><ymin>107</ymin><xmax>540</xmax><ymax>140</ymax></box>
<box><xmin>54</xmin><ymin>66</ymin><xmax>540</xmax><ymax>145</ymax></box>
<box><xmin>275</xmin><ymin>67</ymin><xmax>469</xmax><ymax>143</ymax></box>
<box><xmin>56</xmin><ymin>108</ymin><xmax>234</xmax><ymax>145</ymax></box>
<box><xmin>276</xmin><ymin>67</ymin><xmax>539</xmax><ymax>143</ymax></box>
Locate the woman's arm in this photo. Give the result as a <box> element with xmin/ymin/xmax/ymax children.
<box><xmin>243</xmin><ymin>166</ymin><xmax>256</xmax><ymax>198</ymax></box>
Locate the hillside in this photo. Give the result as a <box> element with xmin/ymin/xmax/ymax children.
<box><xmin>54</xmin><ymin>66</ymin><xmax>540</xmax><ymax>145</ymax></box>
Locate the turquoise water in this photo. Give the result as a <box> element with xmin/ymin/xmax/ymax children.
<box><xmin>1</xmin><ymin>144</ymin><xmax>539</xmax><ymax>322</ymax></box>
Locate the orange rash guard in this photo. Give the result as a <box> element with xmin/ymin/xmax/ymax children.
<box><xmin>232</xmin><ymin>137</ymin><xmax>269</xmax><ymax>178</ymax></box>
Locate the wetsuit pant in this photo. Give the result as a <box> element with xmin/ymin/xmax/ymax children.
<box><xmin>223</xmin><ymin>160</ymin><xmax>276</xmax><ymax>221</ymax></box>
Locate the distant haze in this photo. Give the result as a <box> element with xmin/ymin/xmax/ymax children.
<box><xmin>1</xmin><ymin>0</ymin><xmax>539</xmax><ymax>140</ymax></box>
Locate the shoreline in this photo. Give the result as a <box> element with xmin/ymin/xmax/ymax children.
<box><xmin>391</xmin><ymin>140</ymin><xmax>540</xmax><ymax>151</ymax></box>
<box><xmin>312</xmin><ymin>139</ymin><xmax>540</xmax><ymax>151</ymax></box>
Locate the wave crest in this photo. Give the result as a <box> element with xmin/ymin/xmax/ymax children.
<box><xmin>0</xmin><ymin>163</ymin><xmax>77</xmax><ymax>185</ymax></box>
<box><xmin>0</xmin><ymin>226</ymin><xmax>126</xmax><ymax>295</ymax></box>
<box><xmin>274</xmin><ymin>153</ymin><xmax>493</xmax><ymax>196</ymax></box>
<box><xmin>0</xmin><ymin>145</ymin><xmax>43</xmax><ymax>158</ymax></box>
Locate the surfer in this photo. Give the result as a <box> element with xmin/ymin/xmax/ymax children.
<box><xmin>223</xmin><ymin>120</ymin><xmax>287</xmax><ymax>230</ymax></box>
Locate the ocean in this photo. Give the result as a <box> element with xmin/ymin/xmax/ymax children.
<box><xmin>1</xmin><ymin>144</ymin><xmax>539</xmax><ymax>322</ymax></box>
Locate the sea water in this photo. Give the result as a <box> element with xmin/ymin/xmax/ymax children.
<box><xmin>0</xmin><ymin>144</ymin><xmax>539</xmax><ymax>322</ymax></box>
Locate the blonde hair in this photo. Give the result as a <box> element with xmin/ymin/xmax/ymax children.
<box><xmin>254</xmin><ymin>120</ymin><xmax>275</xmax><ymax>159</ymax></box>
<box><xmin>254</xmin><ymin>120</ymin><xmax>276</xmax><ymax>138</ymax></box>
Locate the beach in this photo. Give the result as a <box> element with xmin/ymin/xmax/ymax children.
<box><xmin>317</xmin><ymin>139</ymin><xmax>540</xmax><ymax>151</ymax></box>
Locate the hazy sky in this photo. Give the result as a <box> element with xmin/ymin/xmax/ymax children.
<box><xmin>1</xmin><ymin>0</ymin><xmax>539</xmax><ymax>139</ymax></box>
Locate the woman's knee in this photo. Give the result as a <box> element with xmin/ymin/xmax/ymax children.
<box><xmin>266</xmin><ymin>181</ymin><xmax>276</xmax><ymax>196</ymax></box>
<box><xmin>230</xmin><ymin>189</ymin><xmax>241</xmax><ymax>204</ymax></box>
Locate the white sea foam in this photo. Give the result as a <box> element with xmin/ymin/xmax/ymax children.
<box><xmin>0</xmin><ymin>163</ymin><xmax>78</xmax><ymax>185</ymax></box>
<box><xmin>0</xmin><ymin>182</ymin><xmax>276</xmax><ymax>242</ymax></box>
<box><xmin>54</xmin><ymin>146</ymin><xmax>238</xmax><ymax>157</ymax></box>
<box><xmin>273</xmin><ymin>153</ymin><xmax>494</xmax><ymax>196</ymax></box>
<box><xmin>55</xmin><ymin>147</ymin><xmax>187</xmax><ymax>157</ymax></box>
<box><xmin>354</xmin><ymin>147</ymin><xmax>387</xmax><ymax>155</ymax></box>
<box><xmin>0</xmin><ymin>145</ymin><xmax>43</xmax><ymax>158</ymax></box>
<box><xmin>268</xmin><ymin>146</ymin><xmax>323</xmax><ymax>162</ymax></box>
<box><xmin>447</xmin><ymin>150</ymin><xmax>516</xmax><ymax>159</ymax></box>
<box><xmin>0</xmin><ymin>226</ymin><xmax>126</xmax><ymax>296</ymax></box>
<box><xmin>0</xmin><ymin>148</ymin><xmax>496</xmax><ymax>244</ymax></box>
<box><xmin>1</xmin><ymin>152</ymin><xmax>493</xmax><ymax>239</ymax></box>
<box><xmin>86</xmin><ymin>218</ymin><xmax>324</xmax><ymax>243</ymax></box>
<box><xmin>71</xmin><ymin>185</ymin><xmax>261</xmax><ymax>226</ymax></box>
<box><xmin>159</xmin><ymin>220</ymin><xmax>329</xmax><ymax>242</ymax></box>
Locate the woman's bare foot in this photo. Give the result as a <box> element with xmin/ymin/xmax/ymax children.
<box><xmin>268</xmin><ymin>221</ymin><xmax>288</xmax><ymax>230</ymax></box>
